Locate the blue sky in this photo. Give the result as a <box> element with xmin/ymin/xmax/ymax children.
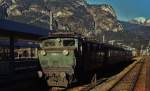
<box><xmin>86</xmin><ymin>0</ymin><xmax>150</xmax><ymax>21</ymax></box>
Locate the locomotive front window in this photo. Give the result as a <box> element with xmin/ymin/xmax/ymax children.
<box><xmin>42</xmin><ymin>38</ymin><xmax>77</xmax><ymax>47</ymax></box>
<box><xmin>43</xmin><ymin>39</ymin><xmax>56</xmax><ymax>47</ymax></box>
<box><xmin>63</xmin><ymin>40</ymin><xmax>75</xmax><ymax>46</ymax></box>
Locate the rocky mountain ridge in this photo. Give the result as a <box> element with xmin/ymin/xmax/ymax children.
<box><xmin>0</xmin><ymin>0</ymin><xmax>123</xmax><ymax>33</ymax></box>
<box><xmin>87</xmin><ymin>4</ymin><xmax>123</xmax><ymax>32</ymax></box>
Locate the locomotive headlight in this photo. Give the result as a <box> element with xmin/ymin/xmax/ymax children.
<box><xmin>37</xmin><ymin>71</ymin><xmax>43</xmax><ymax>78</ymax></box>
<box><xmin>60</xmin><ymin>72</ymin><xmax>66</xmax><ymax>78</ymax></box>
<box><xmin>63</xmin><ymin>50</ymin><xmax>69</xmax><ymax>56</ymax></box>
<box><xmin>56</xmin><ymin>38</ymin><xmax>61</xmax><ymax>42</ymax></box>
<box><xmin>40</xmin><ymin>50</ymin><xmax>46</xmax><ymax>56</ymax></box>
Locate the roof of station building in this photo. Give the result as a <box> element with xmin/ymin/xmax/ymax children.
<box><xmin>0</xmin><ymin>19</ymin><xmax>51</xmax><ymax>40</ymax></box>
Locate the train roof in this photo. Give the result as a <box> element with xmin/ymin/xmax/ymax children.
<box><xmin>101</xmin><ymin>43</ymin><xmax>125</xmax><ymax>51</ymax></box>
<box><xmin>41</xmin><ymin>31</ymin><xmax>81</xmax><ymax>39</ymax></box>
<box><xmin>49</xmin><ymin>31</ymin><xmax>81</xmax><ymax>37</ymax></box>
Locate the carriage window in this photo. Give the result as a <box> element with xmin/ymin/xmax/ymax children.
<box><xmin>31</xmin><ymin>49</ymin><xmax>35</xmax><ymax>57</ymax></box>
<box><xmin>23</xmin><ymin>50</ymin><xmax>28</xmax><ymax>57</ymax></box>
<box><xmin>63</xmin><ymin>40</ymin><xmax>75</xmax><ymax>46</ymax></box>
<box><xmin>0</xmin><ymin>48</ymin><xmax>10</xmax><ymax>60</ymax></box>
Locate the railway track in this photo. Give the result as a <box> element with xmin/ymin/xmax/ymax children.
<box><xmin>134</xmin><ymin>56</ymin><xmax>150</xmax><ymax>91</ymax></box>
<box><xmin>49</xmin><ymin>78</ymin><xmax>107</xmax><ymax>91</ymax></box>
<box><xmin>90</xmin><ymin>57</ymin><xmax>143</xmax><ymax>91</ymax></box>
<box><xmin>65</xmin><ymin>78</ymin><xmax>108</xmax><ymax>91</ymax></box>
<box><xmin>110</xmin><ymin>59</ymin><xmax>143</xmax><ymax>91</ymax></box>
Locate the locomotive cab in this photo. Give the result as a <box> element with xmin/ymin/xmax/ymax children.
<box><xmin>39</xmin><ymin>32</ymin><xmax>79</xmax><ymax>87</ymax></box>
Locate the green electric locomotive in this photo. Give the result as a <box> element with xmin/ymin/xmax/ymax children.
<box><xmin>39</xmin><ymin>32</ymin><xmax>79</xmax><ymax>87</ymax></box>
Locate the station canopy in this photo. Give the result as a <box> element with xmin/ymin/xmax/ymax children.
<box><xmin>0</xmin><ymin>19</ymin><xmax>51</xmax><ymax>40</ymax></box>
